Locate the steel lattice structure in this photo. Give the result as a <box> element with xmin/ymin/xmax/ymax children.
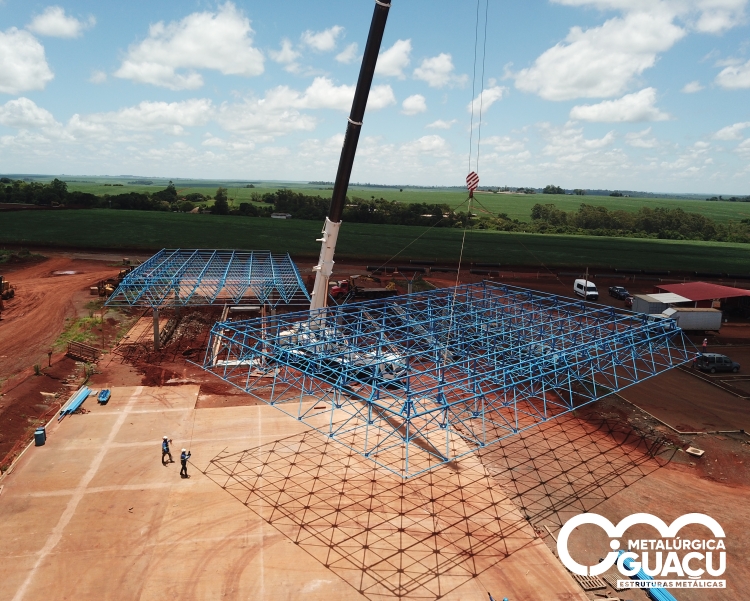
<box><xmin>201</xmin><ymin>282</ymin><xmax>696</xmax><ymax>477</ymax></box>
<box><xmin>106</xmin><ymin>249</ymin><xmax>310</xmax><ymax>309</ymax></box>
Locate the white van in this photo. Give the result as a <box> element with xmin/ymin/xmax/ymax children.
<box><xmin>574</xmin><ymin>279</ymin><xmax>599</xmax><ymax>300</ymax></box>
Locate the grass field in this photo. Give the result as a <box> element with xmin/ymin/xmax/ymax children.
<box><xmin>62</xmin><ymin>180</ymin><xmax>750</xmax><ymax>224</ymax></box>
<box><xmin>3</xmin><ymin>209</ymin><xmax>750</xmax><ymax>273</ymax></box>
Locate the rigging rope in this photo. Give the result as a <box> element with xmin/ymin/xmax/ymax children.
<box><xmin>455</xmin><ymin>0</ymin><xmax>489</xmax><ymax>287</ymax></box>
<box><xmin>468</xmin><ymin>0</ymin><xmax>482</xmax><ymax>175</ymax></box>
<box><xmin>444</xmin><ymin>0</ymin><xmax>489</xmax><ymax>359</ymax></box>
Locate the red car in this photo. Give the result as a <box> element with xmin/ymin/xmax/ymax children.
<box><xmin>625</xmin><ymin>296</ymin><xmax>634</xmax><ymax>308</ymax></box>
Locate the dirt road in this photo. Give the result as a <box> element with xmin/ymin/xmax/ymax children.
<box><xmin>0</xmin><ymin>256</ymin><xmax>117</xmax><ymax>381</ymax></box>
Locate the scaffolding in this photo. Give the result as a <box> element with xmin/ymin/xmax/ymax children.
<box><xmin>106</xmin><ymin>249</ymin><xmax>310</xmax><ymax>309</ymax></box>
<box><xmin>201</xmin><ymin>282</ymin><xmax>696</xmax><ymax>478</ymax></box>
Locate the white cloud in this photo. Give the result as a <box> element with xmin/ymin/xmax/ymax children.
<box><xmin>400</xmin><ymin>135</ymin><xmax>450</xmax><ymax>157</ymax></box>
<box><xmin>27</xmin><ymin>6</ymin><xmax>95</xmax><ymax>38</ymax></box>
<box><xmin>215</xmin><ymin>77</ymin><xmax>394</xmax><ymax>139</ymax></box>
<box><xmin>0</xmin><ymin>97</ymin><xmax>59</xmax><ymax>129</ymax></box>
<box><xmin>299</xmin><ymin>77</ymin><xmax>355</xmax><ymax>110</ymax></box>
<box><xmin>515</xmin><ymin>1</ymin><xmax>749</xmax><ymax>101</ymax></box>
<box><xmin>269</xmin><ymin>39</ymin><xmax>301</xmax><ymax>73</ymax></box>
<box><xmin>413</xmin><ymin>53</ymin><xmax>466</xmax><ymax>88</ymax></box>
<box><xmin>515</xmin><ymin>12</ymin><xmax>685</xmax><ymax>100</ymax></box>
<box><xmin>681</xmin><ymin>80</ymin><xmax>704</xmax><ymax>93</ymax></box>
<box><xmin>713</xmin><ymin>121</ymin><xmax>750</xmax><ymax>140</ymax></box>
<box><xmin>715</xmin><ymin>59</ymin><xmax>750</xmax><ymax>89</ymax></box>
<box><xmin>737</xmin><ymin>138</ymin><xmax>750</xmax><ymax>155</ymax></box>
<box><xmin>691</xmin><ymin>0</ymin><xmax>748</xmax><ymax>34</ymax></box>
<box><xmin>482</xmin><ymin>135</ymin><xmax>526</xmax><ymax>153</ymax></box>
<box><xmin>570</xmin><ymin>88</ymin><xmax>670</xmax><ymax>122</ymax></box>
<box><xmin>467</xmin><ymin>86</ymin><xmax>507</xmax><ymax>114</ymax></box>
<box><xmin>201</xmin><ymin>135</ymin><xmax>255</xmax><ymax>152</ymax></box>
<box><xmin>625</xmin><ymin>127</ymin><xmax>659</xmax><ymax>148</ymax></box>
<box><xmin>552</xmin><ymin>0</ymin><xmax>747</xmax><ymax>34</ymax></box>
<box><xmin>301</xmin><ymin>25</ymin><xmax>343</xmax><ymax>52</ymax></box>
<box><xmin>401</xmin><ymin>94</ymin><xmax>427</xmax><ymax>116</ymax></box>
<box><xmin>426</xmin><ymin>119</ymin><xmax>457</xmax><ymax>130</ymax></box>
<box><xmin>335</xmin><ymin>43</ymin><xmax>358</xmax><ymax>64</ymax></box>
<box><xmin>0</xmin><ymin>28</ymin><xmax>54</xmax><ymax>94</ymax></box>
<box><xmin>298</xmin><ymin>134</ymin><xmax>345</xmax><ymax>164</ymax></box>
<box><xmin>541</xmin><ymin>121</ymin><xmax>617</xmax><ymax>164</ymax></box>
<box><xmin>376</xmin><ymin>39</ymin><xmax>411</xmax><ymax>78</ymax></box>
<box><xmin>216</xmin><ymin>96</ymin><xmax>316</xmax><ymax>139</ymax></box>
<box><xmin>73</xmin><ymin>99</ymin><xmax>215</xmax><ymax>137</ymax></box>
<box><xmin>114</xmin><ymin>2</ymin><xmax>264</xmax><ymax>90</ymax></box>
<box><xmin>89</xmin><ymin>70</ymin><xmax>107</xmax><ymax>84</ymax></box>
<box><xmin>658</xmin><ymin>139</ymin><xmax>714</xmax><ymax>173</ymax></box>
<box><xmin>366</xmin><ymin>85</ymin><xmax>397</xmax><ymax>111</ymax></box>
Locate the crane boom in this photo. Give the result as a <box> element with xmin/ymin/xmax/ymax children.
<box><xmin>309</xmin><ymin>0</ymin><xmax>392</xmax><ymax>311</ymax></box>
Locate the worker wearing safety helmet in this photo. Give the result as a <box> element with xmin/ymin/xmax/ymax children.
<box><xmin>180</xmin><ymin>448</ymin><xmax>192</xmax><ymax>478</ymax></box>
<box><xmin>161</xmin><ymin>436</ymin><xmax>173</xmax><ymax>465</ymax></box>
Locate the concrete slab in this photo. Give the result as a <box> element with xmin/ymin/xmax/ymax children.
<box><xmin>0</xmin><ymin>385</ymin><xmax>586</xmax><ymax>601</ymax></box>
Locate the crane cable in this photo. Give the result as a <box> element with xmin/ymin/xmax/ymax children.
<box><xmin>442</xmin><ymin>0</ymin><xmax>489</xmax><ymax>365</ymax></box>
<box><xmin>455</xmin><ymin>0</ymin><xmax>489</xmax><ymax>290</ymax></box>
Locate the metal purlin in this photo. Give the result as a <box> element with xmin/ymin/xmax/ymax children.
<box><xmin>201</xmin><ymin>282</ymin><xmax>698</xmax><ymax>478</ymax></box>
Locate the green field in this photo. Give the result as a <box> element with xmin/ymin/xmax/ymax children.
<box><xmin>60</xmin><ymin>180</ymin><xmax>750</xmax><ymax>224</ymax></box>
<box><xmin>3</xmin><ymin>209</ymin><xmax>749</xmax><ymax>273</ymax></box>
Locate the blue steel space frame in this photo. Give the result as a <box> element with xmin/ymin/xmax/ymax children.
<box><xmin>202</xmin><ymin>282</ymin><xmax>696</xmax><ymax>477</ymax></box>
<box><xmin>106</xmin><ymin>249</ymin><xmax>310</xmax><ymax>309</ymax></box>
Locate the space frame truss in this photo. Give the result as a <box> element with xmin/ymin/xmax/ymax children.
<box><xmin>201</xmin><ymin>282</ymin><xmax>696</xmax><ymax>478</ymax></box>
<box><xmin>106</xmin><ymin>249</ymin><xmax>310</xmax><ymax>309</ymax></box>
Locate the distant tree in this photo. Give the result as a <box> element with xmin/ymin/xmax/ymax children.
<box><xmin>153</xmin><ymin>180</ymin><xmax>178</xmax><ymax>203</ymax></box>
<box><xmin>183</xmin><ymin>192</ymin><xmax>206</xmax><ymax>203</ymax></box>
<box><xmin>50</xmin><ymin>178</ymin><xmax>68</xmax><ymax>197</ymax></box>
<box><xmin>573</xmin><ymin>189</ymin><xmax>586</xmax><ymax>196</ymax></box>
<box><xmin>543</xmin><ymin>185</ymin><xmax>564</xmax><ymax>195</ymax></box>
<box><xmin>211</xmin><ymin>187</ymin><xmax>230</xmax><ymax>215</ymax></box>
<box><xmin>610</xmin><ymin>191</ymin><xmax>623</xmax><ymax>197</ymax></box>
<box><xmin>178</xmin><ymin>201</ymin><xmax>195</xmax><ymax>213</ymax></box>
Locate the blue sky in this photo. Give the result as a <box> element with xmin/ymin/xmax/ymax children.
<box><xmin>0</xmin><ymin>0</ymin><xmax>749</xmax><ymax>193</ymax></box>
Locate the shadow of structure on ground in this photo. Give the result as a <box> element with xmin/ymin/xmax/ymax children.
<box><xmin>205</xmin><ymin>430</ymin><xmax>535</xmax><ymax>600</ymax></box>
<box><xmin>204</xmin><ymin>413</ymin><xmax>675</xmax><ymax>600</ymax></box>
<box><xmin>478</xmin><ymin>413</ymin><xmax>677</xmax><ymax>532</ymax></box>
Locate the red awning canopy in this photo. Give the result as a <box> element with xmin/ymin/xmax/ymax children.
<box><xmin>656</xmin><ymin>282</ymin><xmax>750</xmax><ymax>302</ymax></box>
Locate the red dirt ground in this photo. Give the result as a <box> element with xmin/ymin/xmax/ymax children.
<box><xmin>0</xmin><ymin>255</ymin><xmax>123</xmax><ymax>470</ymax></box>
<box><xmin>0</xmin><ymin>256</ymin><xmax>118</xmax><ymax>378</ymax></box>
<box><xmin>0</xmin><ymin>355</ymin><xmax>82</xmax><ymax>469</ymax></box>
<box><xmin>3</xmin><ymin>252</ymin><xmax>750</xmax><ymax>599</ymax></box>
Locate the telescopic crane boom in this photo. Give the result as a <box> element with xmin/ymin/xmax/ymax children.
<box><xmin>309</xmin><ymin>0</ymin><xmax>392</xmax><ymax>311</ymax></box>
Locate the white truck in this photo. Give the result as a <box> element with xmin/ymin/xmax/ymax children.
<box><xmin>660</xmin><ymin>307</ymin><xmax>722</xmax><ymax>332</ymax></box>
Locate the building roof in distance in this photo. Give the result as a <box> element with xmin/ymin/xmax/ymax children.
<box><xmin>632</xmin><ymin>293</ymin><xmax>691</xmax><ymax>304</ymax></box>
<box><xmin>657</xmin><ymin>282</ymin><xmax>750</xmax><ymax>302</ymax></box>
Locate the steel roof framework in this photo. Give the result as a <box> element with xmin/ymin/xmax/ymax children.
<box><xmin>106</xmin><ymin>249</ymin><xmax>310</xmax><ymax>309</ymax></box>
<box><xmin>201</xmin><ymin>282</ymin><xmax>696</xmax><ymax>478</ymax></box>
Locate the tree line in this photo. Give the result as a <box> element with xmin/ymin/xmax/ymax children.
<box><xmin>4</xmin><ymin>178</ymin><xmax>750</xmax><ymax>244</ymax></box>
<box><xmin>523</xmin><ymin>203</ymin><xmax>750</xmax><ymax>243</ymax></box>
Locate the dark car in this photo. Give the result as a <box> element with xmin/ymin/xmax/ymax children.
<box><xmin>697</xmin><ymin>353</ymin><xmax>740</xmax><ymax>374</ymax></box>
<box><xmin>609</xmin><ymin>285</ymin><xmax>630</xmax><ymax>300</ymax></box>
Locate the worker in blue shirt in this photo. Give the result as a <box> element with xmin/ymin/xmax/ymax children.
<box><xmin>180</xmin><ymin>448</ymin><xmax>192</xmax><ymax>478</ymax></box>
<box><xmin>161</xmin><ymin>436</ymin><xmax>173</xmax><ymax>465</ymax></box>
